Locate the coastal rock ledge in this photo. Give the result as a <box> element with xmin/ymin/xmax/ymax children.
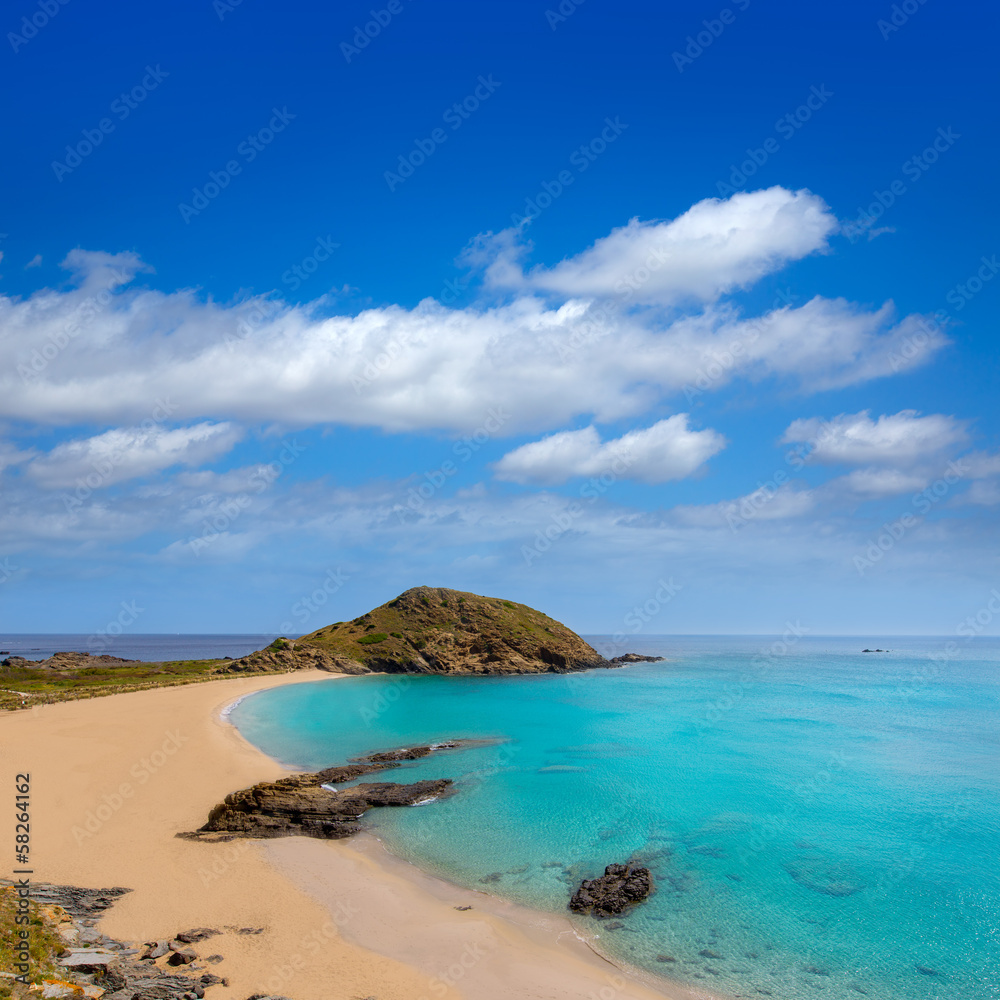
<box><xmin>569</xmin><ymin>863</ymin><xmax>654</xmax><ymax>917</ymax></box>
<box><xmin>187</xmin><ymin>742</ymin><xmax>468</xmax><ymax>841</ymax></box>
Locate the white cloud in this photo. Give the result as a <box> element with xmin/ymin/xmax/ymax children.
<box><xmin>0</xmin><ymin>197</ymin><xmax>946</xmax><ymax>435</ymax></box>
<box><xmin>962</xmin><ymin>480</ymin><xmax>1000</xmax><ymax>506</ymax></box>
<box><xmin>485</xmin><ymin>187</ymin><xmax>838</xmax><ymax>304</ymax></box>
<box><xmin>493</xmin><ymin>416</ymin><xmax>725</xmax><ymax>485</ymax></box>
<box><xmin>962</xmin><ymin>451</ymin><xmax>1000</xmax><ymax>479</ymax></box>
<box><xmin>0</xmin><ymin>441</ymin><xmax>34</xmax><ymax>478</ymax></box>
<box><xmin>25</xmin><ymin>422</ymin><xmax>242</xmax><ymax>489</ymax></box>
<box><xmin>674</xmin><ymin>484</ymin><xmax>815</xmax><ymax>527</ymax></box>
<box><xmin>783</xmin><ymin>410</ymin><xmax>968</xmax><ymax>466</ymax></box>
<box><xmin>835</xmin><ymin>467</ymin><xmax>930</xmax><ymax>499</ymax></box>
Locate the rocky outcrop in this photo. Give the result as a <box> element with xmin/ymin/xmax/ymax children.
<box><xmin>569</xmin><ymin>863</ymin><xmax>654</xmax><ymax>917</ymax></box>
<box><xmin>609</xmin><ymin>653</ymin><xmax>665</xmax><ymax>664</ymax></box>
<box><xmin>0</xmin><ymin>651</ymin><xmax>140</xmax><ymax>669</ymax></box>
<box><xmin>190</xmin><ymin>742</ymin><xmax>466</xmax><ymax>841</ymax></box>
<box><xmin>231</xmin><ymin>586</ymin><xmax>612</xmax><ymax>677</ymax></box>
<box><xmin>22</xmin><ymin>882</ymin><xmax>132</xmax><ymax>917</ymax></box>
<box><xmin>0</xmin><ymin>880</ymin><xmax>229</xmax><ymax>1000</ymax></box>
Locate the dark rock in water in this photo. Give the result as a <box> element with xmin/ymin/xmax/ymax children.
<box><xmin>655</xmin><ymin>955</ymin><xmax>677</xmax><ymax>963</ymax></box>
<box><xmin>569</xmin><ymin>863</ymin><xmax>653</xmax><ymax>917</ymax></box>
<box><xmin>915</xmin><ymin>965</ymin><xmax>940</xmax><ymax>976</ymax></box>
<box><xmin>604</xmin><ymin>920</ymin><xmax>625</xmax><ymax>930</ymax></box>
<box><xmin>480</xmin><ymin>872</ymin><xmax>502</xmax><ymax>883</ymax></box>
<box><xmin>725</xmin><ymin>872</ymin><xmax>743</xmax><ymax>882</ymax></box>
<box><xmin>700</xmin><ymin>949</ymin><xmax>723</xmax><ymax>959</ymax></box>
<box><xmin>689</xmin><ymin>844</ymin><xmax>728</xmax><ymax>859</ymax></box>
<box><xmin>188</xmin><ymin>742</ymin><xmax>466</xmax><ymax>841</ymax></box>
<box><xmin>805</xmin><ymin>965</ymin><xmax>831</xmax><ymax>976</ymax></box>
<box><xmin>609</xmin><ymin>653</ymin><xmax>665</xmax><ymax>664</ymax></box>
<box><xmin>784</xmin><ymin>859</ymin><xmax>863</xmax><ymax>897</ymax></box>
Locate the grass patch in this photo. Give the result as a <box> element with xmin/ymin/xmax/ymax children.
<box><xmin>357</xmin><ymin>633</ymin><xmax>388</xmax><ymax>645</ymax></box>
<box><xmin>0</xmin><ymin>657</ymin><xmax>231</xmax><ymax>712</ymax></box>
<box><xmin>0</xmin><ymin>886</ymin><xmax>65</xmax><ymax>989</ymax></box>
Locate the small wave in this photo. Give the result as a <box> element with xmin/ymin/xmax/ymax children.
<box><xmin>320</xmin><ymin>783</ymin><xmax>338</xmax><ymax>792</ymax></box>
<box><xmin>410</xmin><ymin>796</ymin><xmax>439</xmax><ymax>806</ymax></box>
<box><xmin>219</xmin><ymin>694</ymin><xmax>249</xmax><ymax>720</ymax></box>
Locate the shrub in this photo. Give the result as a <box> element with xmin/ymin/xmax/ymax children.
<box><xmin>390</xmin><ymin>632</ymin><xmax>403</xmax><ymax>638</ymax></box>
<box><xmin>358</xmin><ymin>633</ymin><xmax>388</xmax><ymax>645</ymax></box>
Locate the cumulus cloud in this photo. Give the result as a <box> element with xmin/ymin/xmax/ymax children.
<box><xmin>783</xmin><ymin>410</ymin><xmax>968</xmax><ymax>466</ymax></box>
<box><xmin>0</xmin><ymin>267</ymin><xmax>945</xmax><ymax>435</ymax></box>
<box><xmin>493</xmin><ymin>416</ymin><xmax>726</xmax><ymax>485</ymax></box>
<box><xmin>25</xmin><ymin>422</ymin><xmax>242</xmax><ymax>489</ymax></box>
<box><xmin>834</xmin><ymin>467</ymin><xmax>930</xmax><ymax>499</ymax></box>
<box><xmin>484</xmin><ymin>187</ymin><xmax>838</xmax><ymax>304</ymax></box>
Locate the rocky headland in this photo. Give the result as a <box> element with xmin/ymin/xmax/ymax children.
<box><xmin>223</xmin><ymin>586</ymin><xmax>613</xmax><ymax>677</ymax></box>
<box><xmin>1</xmin><ymin>587</ymin><xmax>668</xmax><ymax>711</ymax></box>
<box><xmin>187</xmin><ymin>741</ymin><xmax>471</xmax><ymax>842</ymax></box>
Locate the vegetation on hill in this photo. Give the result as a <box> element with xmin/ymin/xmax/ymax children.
<box><xmin>0</xmin><ymin>586</ymin><xmax>612</xmax><ymax>710</ymax></box>
<box><xmin>290</xmin><ymin>585</ymin><xmax>607</xmax><ymax>674</ymax></box>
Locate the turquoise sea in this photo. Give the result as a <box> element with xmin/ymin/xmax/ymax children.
<box><xmin>231</xmin><ymin>636</ymin><xmax>1000</xmax><ymax>1000</ymax></box>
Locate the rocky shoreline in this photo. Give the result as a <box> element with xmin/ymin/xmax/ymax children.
<box><xmin>0</xmin><ymin>880</ymin><xmax>245</xmax><ymax>1000</ymax></box>
<box><xmin>185</xmin><ymin>740</ymin><xmax>473</xmax><ymax>842</ymax></box>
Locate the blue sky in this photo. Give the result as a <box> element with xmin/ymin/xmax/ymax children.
<box><xmin>1</xmin><ymin>0</ymin><xmax>998</xmax><ymax>636</ymax></box>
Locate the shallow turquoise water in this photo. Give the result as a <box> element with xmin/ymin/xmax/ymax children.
<box><xmin>231</xmin><ymin>636</ymin><xmax>1000</xmax><ymax>1000</ymax></box>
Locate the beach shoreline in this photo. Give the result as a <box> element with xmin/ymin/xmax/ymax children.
<box><xmin>2</xmin><ymin>669</ymin><xmax>717</xmax><ymax>1000</ymax></box>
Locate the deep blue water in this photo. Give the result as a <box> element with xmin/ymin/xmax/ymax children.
<box><xmin>0</xmin><ymin>634</ymin><xmax>284</xmax><ymax>661</ymax></box>
<box><xmin>229</xmin><ymin>635</ymin><xmax>1000</xmax><ymax>1000</ymax></box>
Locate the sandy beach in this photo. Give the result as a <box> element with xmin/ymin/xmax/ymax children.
<box><xmin>1</xmin><ymin>671</ymin><xmax>705</xmax><ymax>1000</ymax></box>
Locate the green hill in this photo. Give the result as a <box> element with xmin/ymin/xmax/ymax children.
<box><xmin>232</xmin><ymin>586</ymin><xmax>609</xmax><ymax>675</ymax></box>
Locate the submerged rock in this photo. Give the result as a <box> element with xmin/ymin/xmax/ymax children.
<box><xmin>784</xmin><ymin>858</ymin><xmax>864</xmax><ymax>897</ymax></box>
<box><xmin>569</xmin><ymin>863</ymin><xmax>653</xmax><ymax>917</ymax></box>
<box><xmin>609</xmin><ymin>653</ymin><xmax>665</xmax><ymax>664</ymax></box>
